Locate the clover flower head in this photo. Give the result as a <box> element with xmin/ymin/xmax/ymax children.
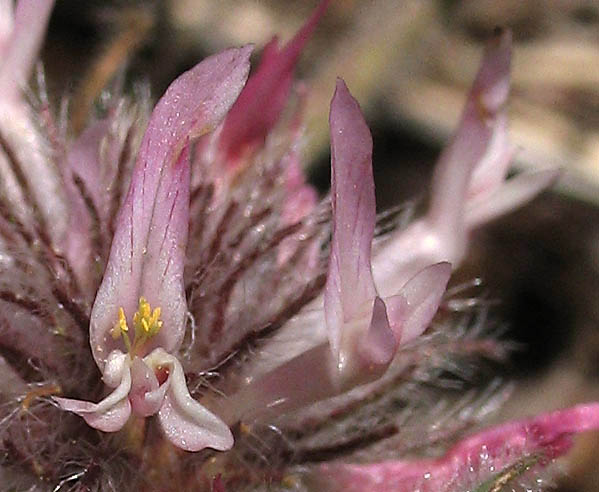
<box><xmin>1</xmin><ymin>1</ymin><xmax>598</xmax><ymax>491</ymax></box>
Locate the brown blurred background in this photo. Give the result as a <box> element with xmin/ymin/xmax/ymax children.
<box><xmin>42</xmin><ymin>1</ymin><xmax>599</xmax><ymax>490</ymax></box>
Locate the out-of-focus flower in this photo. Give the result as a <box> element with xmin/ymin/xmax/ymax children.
<box><xmin>0</xmin><ymin>0</ymin><xmax>66</xmax><ymax>246</ymax></box>
<box><xmin>0</xmin><ymin>1</ymin><xmax>596</xmax><ymax>491</ymax></box>
<box><xmin>372</xmin><ymin>30</ymin><xmax>559</xmax><ymax>294</ymax></box>
<box><xmin>318</xmin><ymin>403</ymin><xmax>599</xmax><ymax>492</ymax></box>
<box><xmin>217</xmin><ymin>0</ymin><xmax>330</xmax><ymax>168</ymax></box>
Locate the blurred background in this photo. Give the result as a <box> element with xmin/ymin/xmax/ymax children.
<box><xmin>43</xmin><ymin>1</ymin><xmax>599</xmax><ymax>490</ymax></box>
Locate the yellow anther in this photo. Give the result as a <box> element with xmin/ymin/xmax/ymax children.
<box><xmin>151</xmin><ymin>307</ymin><xmax>161</xmax><ymax>324</ymax></box>
<box><xmin>139</xmin><ymin>297</ymin><xmax>151</xmax><ymax>318</ymax></box>
<box><xmin>112</xmin><ymin>307</ymin><xmax>129</xmax><ymax>339</ymax></box>
<box><xmin>115</xmin><ymin>297</ymin><xmax>163</xmax><ymax>354</ymax></box>
<box><xmin>119</xmin><ymin>307</ymin><xmax>128</xmax><ymax>332</ymax></box>
<box><xmin>135</xmin><ymin>297</ymin><xmax>163</xmax><ymax>337</ymax></box>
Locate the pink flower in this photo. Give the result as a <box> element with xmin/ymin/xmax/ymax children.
<box><xmin>324</xmin><ymin>79</ymin><xmax>451</xmax><ymax>369</ymax></box>
<box><xmin>217</xmin><ymin>0</ymin><xmax>331</xmax><ymax>167</ymax></box>
<box><xmin>0</xmin><ymin>0</ymin><xmax>54</xmax><ymax>105</ymax></box>
<box><xmin>219</xmin><ymin>80</ymin><xmax>451</xmax><ymax>421</ymax></box>
<box><xmin>372</xmin><ymin>30</ymin><xmax>559</xmax><ymax>294</ymax></box>
<box><xmin>0</xmin><ymin>0</ymin><xmax>66</xmax><ymax>248</ymax></box>
<box><xmin>53</xmin><ymin>47</ymin><xmax>257</xmax><ymax>452</ymax></box>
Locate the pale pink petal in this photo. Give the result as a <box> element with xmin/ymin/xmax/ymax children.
<box><xmin>427</xmin><ymin>29</ymin><xmax>511</xmax><ymax>241</ymax></box>
<box><xmin>144</xmin><ymin>349</ymin><xmax>233</xmax><ymax>452</ymax></box>
<box><xmin>229</xmin><ymin>298</ymin><xmax>403</xmax><ymax>422</ymax></box>
<box><xmin>54</xmin><ymin>362</ymin><xmax>132</xmax><ymax>433</ymax></box>
<box><xmin>466</xmin><ymin>168</ymin><xmax>560</xmax><ymax>228</ymax></box>
<box><xmin>384</xmin><ymin>262</ymin><xmax>451</xmax><ymax>343</ymax></box>
<box><xmin>226</xmin><ymin>335</ymin><xmax>396</xmax><ymax>423</ymax></box>
<box><xmin>467</xmin><ymin>114</ymin><xmax>515</xmax><ymax>201</ymax></box>
<box><xmin>325</xmin><ymin>79</ymin><xmax>377</xmax><ymax>357</ymax></box>
<box><xmin>90</xmin><ymin>46</ymin><xmax>252</xmax><ymax>368</ymax></box>
<box><xmin>225</xmin><ymin>303</ymin><xmax>392</xmax><ymax>421</ymax></box>
<box><xmin>0</xmin><ymin>0</ymin><xmax>13</xmax><ymax>56</ymax></box>
<box><xmin>76</xmin><ymin>398</ymin><xmax>131</xmax><ymax>433</ymax></box>
<box><xmin>281</xmin><ymin>153</ymin><xmax>318</xmax><ymax>225</ymax></box>
<box><xmin>138</xmin><ymin>143</ymin><xmax>191</xmax><ymax>351</ymax></box>
<box><xmin>0</xmin><ymin>0</ymin><xmax>55</xmax><ymax>103</ymax></box>
<box><xmin>278</xmin><ymin>152</ymin><xmax>318</xmax><ymax>266</ymax></box>
<box><xmin>66</xmin><ymin>120</ymin><xmax>109</xmax><ymax>209</ymax></box>
<box><xmin>372</xmin><ymin>31</ymin><xmax>512</xmax><ymax>290</ymax></box>
<box><xmin>129</xmin><ymin>357</ymin><xmax>165</xmax><ymax>417</ymax></box>
<box><xmin>318</xmin><ymin>402</ymin><xmax>599</xmax><ymax>492</ymax></box>
<box><xmin>358</xmin><ymin>297</ymin><xmax>397</xmax><ymax>367</ymax></box>
<box><xmin>218</xmin><ymin>0</ymin><xmax>330</xmax><ymax>162</ymax></box>
<box><xmin>64</xmin><ymin>120</ymin><xmax>109</xmax><ymax>289</ymax></box>
<box><xmin>101</xmin><ymin>349</ymin><xmax>128</xmax><ymax>387</ymax></box>
<box><xmin>90</xmin><ymin>145</ymin><xmax>190</xmax><ymax>365</ymax></box>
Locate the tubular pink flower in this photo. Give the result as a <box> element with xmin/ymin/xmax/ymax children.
<box><xmin>372</xmin><ymin>30</ymin><xmax>559</xmax><ymax>294</ymax></box>
<box><xmin>0</xmin><ymin>0</ymin><xmax>54</xmax><ymax>104</ymax></box>
<box><xmin>325</xmin><ymin>79</ymin><xmax>451</xmax><ymax>369</ymax></box>
<box><xmin>318</xmin><ymin>403</ymin><xmax>599</xmax><ymax>492</ymax></box>
<box><xmin>241</xmin><ymin>33</ymin><xmax>561</xmax><ymax>390</ymax></box>
<box><xmin>55</xmin><ymin>47</ymin><xmax>254</xmax><ymax>452</ymax></box>
<box><xmin>217</xmin><ymin>0</ymin><xmax>330</xmax><ymax>166</ymax></box>
<box><xmin>223</xmin><ymin>80</ymin><xmax>450</xmax><ymax>422</ymax></box>
<box><xmin>91</xmin><ymin>46</ymin><xmax>251</xmax><ymax>365</ymax></box>
<box><xmin>0</xmin><ymin>0</ymin><xmax>67</xmax><ymax>246</ymax></box>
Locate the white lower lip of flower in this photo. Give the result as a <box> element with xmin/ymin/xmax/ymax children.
<box><xmin>54</xmin><ymin>347</ymin><xmax>234</xmax><ymax>452</ymax></box>
<box><xmin>102</xmin><ymin>350</ymin><xmax>129</xmax><ymax>387</ymax></box>
<box><xmin>143</xmin><ymin>348</ymin><xmax>234</xmax><ymax>452</ymax></box>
